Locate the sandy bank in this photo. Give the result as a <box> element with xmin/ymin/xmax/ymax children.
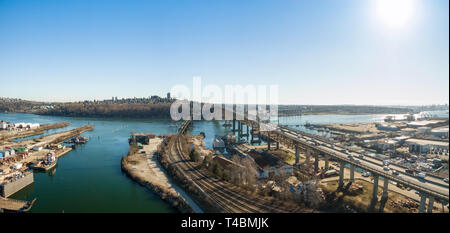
<box><xmin>121</xmin><ymin>137</ymin><xmax>203</xmax><ymax>213</ymax></box>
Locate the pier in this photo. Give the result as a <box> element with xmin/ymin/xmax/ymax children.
<box><xmin>0</xmin><ymin>171</ymin><xmax>34</xmax><ymax>198</ymax></box>
<box><xmin>0</xmin><ymin>198</ymin><xmax>36</xmax><ymax>213</ymax></box>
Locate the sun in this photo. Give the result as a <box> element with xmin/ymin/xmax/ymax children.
<box><xmin>375</xmin><ymin>0</ymin><xmax>416</xmax><ymax>28</ymax></box>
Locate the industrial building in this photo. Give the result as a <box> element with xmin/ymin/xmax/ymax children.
<box><xmin>247</xmin><ymin>150</ymin><xmax>293</xmax><ymax>179</ymax></box>
<box><xmin>130</xmin><ymin>133</ymin><xmax>155</xmax><ymax>145</ymax></box>
<box><xmin>405</xmin><ymin>138</ymin><xmax>449</xmax><ymax>154</ymax></box>
<box><xmin>375</xmin><ymin>123</ymin><xmax>399</xmax><ymax>131</ymax></box>
<box><xmin>431</xmin><ymin>127</ymin><xmax>449</xmax><ymax>138</ymax></box>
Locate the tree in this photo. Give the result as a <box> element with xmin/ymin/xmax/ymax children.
<box><xmin>212</xmin><ymin>162</ymin><xmax>223</xmax><ymax>178</ymax></box>
<box><xmin>189</xmin><ymin>149</ymin><xmax>200</xmax><ymax>162</ymax></box>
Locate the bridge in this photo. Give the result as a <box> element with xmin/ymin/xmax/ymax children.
<box><xmin>220</xmin><ymin>107</ymin><xmax>449</xmax><ymax>213</ymax></box>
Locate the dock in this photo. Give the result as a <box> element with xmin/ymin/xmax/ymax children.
<box><xmin>55</xmin><ymin>147</ymin><xmax>72</xmax><ymax>158</ymax></box>
<box><xmin>0</xmin><ymin>171</ymin><xmax>34</xmax><ymax>198</ymax></box>
<box><xmin>0</xmin><ymin>121</ymin><xmax>70</xmax><ymax>142</ymax></box>
<box><xmin>0</xmin><ymin>198</ymin><xmax>36</xmax><ymax>212</ymax></box>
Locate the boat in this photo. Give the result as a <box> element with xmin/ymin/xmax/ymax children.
<box><xmin>213</xmin><ymin>136</ymin><xmax>225</xmax><ymax>149</ymax></box>
<box><xmin>68</xmin><ymin>136</ymin><xmax>89</xmax><ymax>144</ymax></box>
<box><xmin>30</xmin><ymin>152</ymin><xmax>57</xmax><ymax>171</ymax></box>
<box><xmin>30</xmin><ymin>160</ymin><xmax>57</xmax><ymax>171</ymax></box>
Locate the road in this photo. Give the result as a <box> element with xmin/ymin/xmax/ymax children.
<box><xmin>266</xmin><ymin>126</ymin><xmax>449</xmax><ymax>202</ymax></box>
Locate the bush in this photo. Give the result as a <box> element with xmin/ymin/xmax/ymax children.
<box><xmin>189</xmin><ymin>149</ymin><xmax>200</xmax><ymax>162</ymax></box>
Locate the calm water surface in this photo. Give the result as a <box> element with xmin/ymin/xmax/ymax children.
<box><xmin>2</xmin><ymin>113</ymin><xmax>179</xmax><ymax>213</ymax></box>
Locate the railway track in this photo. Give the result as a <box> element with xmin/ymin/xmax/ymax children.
<box><xmin>167</xmin><ymin>136</ymin><xmax>246</xmax><ymax>212</ymax></box>
<box><xmin>167</xmin><ymin>124</ymin><xmax>303</xmax><ymax>213</ymax></box>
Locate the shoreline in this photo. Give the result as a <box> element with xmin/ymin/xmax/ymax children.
<box><xmin>121</xmin><ymin>138</ymin><xmax>200</xmax><ymax>213</ymax></box>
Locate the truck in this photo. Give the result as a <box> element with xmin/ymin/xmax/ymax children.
<box><xmin>417</xmin><ymin>173</ymin><xmax>426</xmax><ymax>179</ymax></box>
<box><xmin>324</xmin><ymin>169</ymin><xmax>338</xmax><ymax>177</ymax></box>
<box><xmin>405</xmin><ymin>169</ymin><xmax>415</xmax><ymax>175</ymax></box>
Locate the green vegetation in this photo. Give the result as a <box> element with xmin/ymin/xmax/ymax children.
<box><xmin>0</xmin><ymin>97</ymin><xmax>43</xmax><ymax>112</ymax></box>
<box><xmin>189</xmin><ymin>149</ymin><xmax>200</xmax><ymax>162</ymax></box>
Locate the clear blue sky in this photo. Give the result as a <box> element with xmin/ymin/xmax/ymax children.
<box><xmin>0</xmin><ymin>0</ymin><xmax>448</xmax><ymax>105</ymax></box>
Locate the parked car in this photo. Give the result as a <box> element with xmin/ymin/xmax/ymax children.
<box><xmin>383</xmin><ymin>166</ymin><xmax>390</xmax><ymax>171</ymax></box>
<box><xmin>444</xmin><ymin>178</ymin><xmax>449</xmax><ymax>183</ymax></box>
<box><xmin>392</xmin><ymin>170</ymin><xmax>399</xmax><ymax>175</ymax></box>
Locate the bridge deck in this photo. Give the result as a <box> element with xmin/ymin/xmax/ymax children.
<box><xmin>235</xmin><ymin>119</ymin><xmax>449</xmax><ymax>202</ymax></box>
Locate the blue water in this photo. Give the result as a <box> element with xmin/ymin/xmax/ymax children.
<box><xmin>277</xmin><ymin>110</ymin><xmax>448</xmax><ymax>135</ymax></box>
<box><xmin>1</xmin><ymin>113</ymin><xmax>178</xmax><ymax>213</ymax></box>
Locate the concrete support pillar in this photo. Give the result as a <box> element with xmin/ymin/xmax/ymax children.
<box><xmin>267</xmin><ymin>131</ymin><xmax>271</xmax><ymax>150</ymax></box>
<box><xmin>369</xmin><ymin>175</ymin><xmax>379</xmax><ymax>212</ymax></box>
<box><xmin>276</xmin><ymin>141</ymin><xmax>279</xmax><ymax>150</ymax></box>
<box><xmin>246</xmin><ymin>124</ymin><xmax>249</xmax><ymax>136</ymax></box>
<box><xmin>418</xmin><ymin>194</ymin><xmax>427</xmax><ymax>213</ymax></box>
<box><xmin>338</xmin><ymin>161</ymin><xmax>345</xmax><ymax>188</ymax></box>
<box><xmin>372</xmin><ymin>175</ymin><xmax>379</xmax><ymax>200</ymax></box>
<box><xmin>378</xmin><ymin>178</ymin><xmax>389</xmax><ymax>213</ymax></box>
<box><xmin>349</xmin><ymin>165</ymin><xmax>355</xmax><ymax>183</ymax></box>
<box><xmin>382</xmin><ymin>178</ymin><xmax>389</xmax><ymax>198</ymax></box>
<box><xmin>238</xmin><ymin>121</ymin><xmax>242</xmax><ymax>137</ymax></box>
<box><xmin>232</xmin><ymin>119</ymin><xmax>236</xmax><ymax>132</ymax></box>
<box><xmin>427</xmin><ymin>197</ymin><xmax>435</xmax><ymax>213</ymax></box>
<box><xmin>314</xmin><ymin>153</ymin><xmax>319</xmax><ymax>173</ymax></box>
<box><xmin>295</xmin><ymin>145</ymin><xmax>299</xmax><ymax>165</ymax></box>
<box><xmin>306</xmin><ymin>149</ymin><xmax>311</xmax><ymax>163</ymax></box>
<box><xmin>324</xmin><ymin>155</ymin><xmax>329</xmax><ymax>171</ymax></box>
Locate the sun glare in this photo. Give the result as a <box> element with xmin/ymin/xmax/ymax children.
<box><xmin>375</xmin><ymin>0</ymin><xmax>416</xmax><ymax>28</ymax></box>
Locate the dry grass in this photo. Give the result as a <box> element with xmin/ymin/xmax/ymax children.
<box><xmin>320</xmin><ymin>179</ymin><xmax>418</xmax><ymax>213</ymax></box>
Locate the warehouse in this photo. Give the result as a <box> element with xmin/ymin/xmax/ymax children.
<box><xmin>405</xmin><ymin>138</ymin><xmax>449</xmax><ymax>154</ymax></box>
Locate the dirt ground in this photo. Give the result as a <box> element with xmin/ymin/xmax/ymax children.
<box><xmin>320</xmin><ymin>179</ymin><xmax>446</xmax><ymax>213</ymax></box>
<box><xmin>324</xmin><ymin>123</ymin><xmax>380</xmax><ymax>134</ymax></box>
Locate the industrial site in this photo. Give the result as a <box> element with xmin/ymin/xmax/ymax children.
<box><xmin>119</xmin><ymin>109</ymin><xmax>449</xmax><ymax>214</ymax></box>
<box><xmin>0</xmin><ymin>120</ymin><xmax>93</xmax><ymax>212</ymax></box>
<box><xmin>1</xmin><ymin>1</ymin><xmax>448</xmax><ymax>227</ymax></box>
